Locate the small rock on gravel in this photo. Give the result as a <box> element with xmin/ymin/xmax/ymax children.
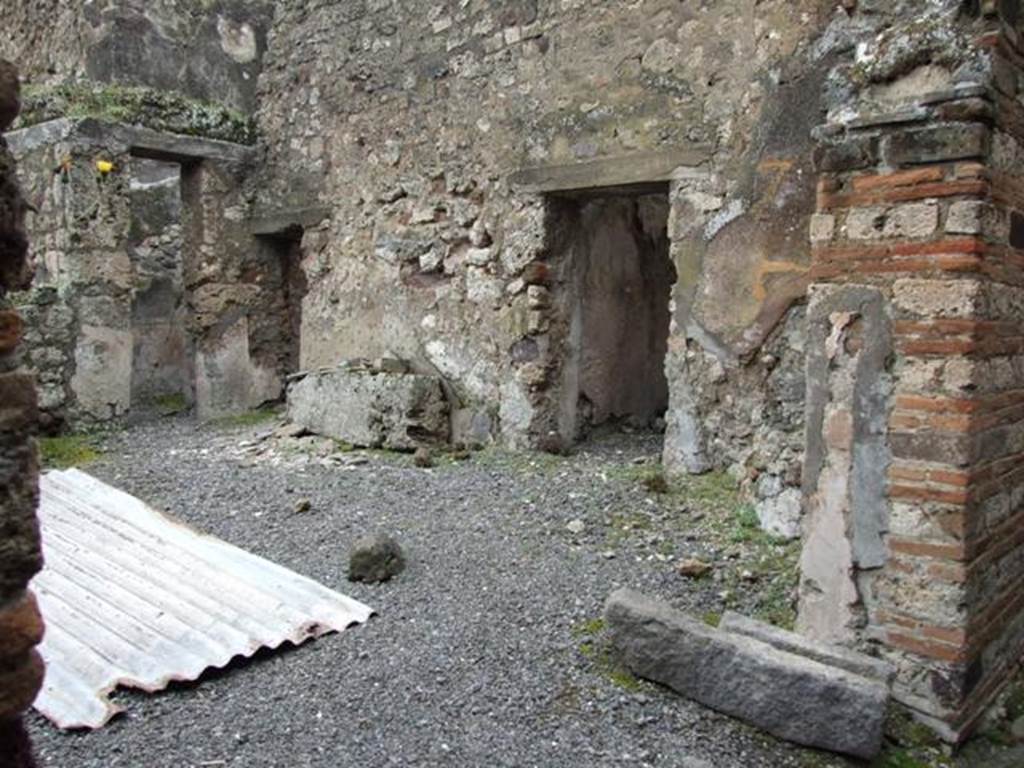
<box><xmin>274</xmin><ymin>422</ymin><xmax>309</xmax><ymax>439</ymax></box>
<box><xmin>348</xmin><ymin>533</ymin><xmax>406</xmax><ymax>583</ymax></box>
<box><xmin>413</xmin><ymin>447</ymin><xmax>435</xmax><ymax>468</ymax></box>
<box><xmin>677</xmin><ymin>558</ymin><xmax>713</xmax><ymax>578</ymax></box>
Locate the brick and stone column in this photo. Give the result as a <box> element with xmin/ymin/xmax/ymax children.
<box><xmin>801</xmin><ymin>6</ymin><xmax>1024</xmax><ymax>742</ymax></box>
<box><xmin>0</xmin><ymin>58</ymin><xmax>43</xmax><ymax>768</ymax></box>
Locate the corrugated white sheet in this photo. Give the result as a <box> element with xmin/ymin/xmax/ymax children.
<box><xmin>32</xmin><ymin>468</ymin><xmax>374</xmax><ymax>729</ymax></box>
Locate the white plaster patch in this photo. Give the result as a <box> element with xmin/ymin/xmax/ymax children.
<box><xmin>703</xmin><ymin>199</ymin><xmax>745</xmax><ymax>240</ymax></box>
<box><xmin>217</xmin><ymin>16</ymin><xmax>258</xmax><ymax>64</ymax></box>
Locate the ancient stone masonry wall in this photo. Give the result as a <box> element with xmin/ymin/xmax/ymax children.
<box><xmin>254</xmin><ymin>0</ymin><xmax>842</xmax><ymax>465</ymax></box>
<box><xmin>0</xmin><ymin>59</ymin><xmax>44</xmax><ymax>768</ymax></box>
<box><xmin>185</xmin><ymin>158</ymin><xmax>294</xmax><ymax>418</ymax></box>
<box><xmin>13</xmin><ymin>125</ymin><xmax>134</xmax><ymax>425</ymax></box>
<box><xmin>1</xmin><ymin>1</ymin><xmax>274</xmax><ymax>115</ymax></box>
<box><xmin>6</xmin><ymin>118</ymin><xmax>292</xmax><ymax>425</ymax></box>
<box><xmin>802</xmin><ymin>0</ymin><xmax>1024</xmax><ymax>741</ymax></box>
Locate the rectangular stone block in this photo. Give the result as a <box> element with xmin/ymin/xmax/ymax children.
<box><xmin>287</xmin><ymin>367</ymin><xmax>449</xmax><ymax>450</ymax></box>
<box><xmin>718</xmin><ymin>612</ymin><xmax>895</xmax><ymax>683</ymax></box>
<box><xmin>605</xmin><ymin>589</ymin><xmax>889</xmax><ymax>759</ymax></box>
<box><xmin>881</xmin><ymin>124</ymin><xmax>990</xmax><ymax>167</ymax></box>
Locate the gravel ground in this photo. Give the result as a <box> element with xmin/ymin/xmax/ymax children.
<box><xmin>24</xmin><ymin>414</ymin><xmax>1014</xmax><ymax>768</ymax></box>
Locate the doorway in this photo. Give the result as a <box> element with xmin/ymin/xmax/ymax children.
<box><xmin>549</xmin><ymin>190</ymin><xmax>676</xmax><ymax>443</ymax></box>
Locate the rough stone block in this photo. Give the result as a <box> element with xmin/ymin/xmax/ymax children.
<box><xmin>0</xmin><ymin>591</ymin><xmax>45</xmax><ymax>663</ymax></box>
<box><xmin>605</xmin><ymin>589</ymin><xmax>888</xmax><ymax>759</ymax></box>
<box><xmin>945</xmin><ymin>201</ymin><xmax>988</xmax><ymax>235</ymax></box>
<box><xmin>812</xmin><ymin>136</ymin><xmax>877</xmax><ymax>172</ymax></box>
<box><xmin>881</xmin><ymin>124</ymin><xmax>989</xmax><ymax>167</ymax></box>
<box><xmin>348</xmin><ymin>533</ymin><xmax>406</xmax><ymax>583</ymax></box>
<box><xmin>718</xmin><ymin>612</ymin><xmax>895</xmax><ymax>683</ymax></box>
<box><xmin>0</xmin><ymin>649</ymin><xmax>44</xmax><ymax>720</ymax></box>
<box><xmin>288</xmin><ymin>367</ymin><xmax>449</xmax><ymax>450</ymax></box>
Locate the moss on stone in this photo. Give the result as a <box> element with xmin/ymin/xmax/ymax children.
<box><xmin>18</xmin><ymin>82</ymin><xmax>255</xmax><ymax>144</ymax></box>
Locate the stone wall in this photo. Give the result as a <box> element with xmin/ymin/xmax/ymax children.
<box><xmin>0</xmin><ymin>0</ymin><xmax>274</xmax><ymax>115</ymax></box>
<box><xmin>0</xmin><ymin>58</ymin><xmax>44</xmax><ymax>768</ymax></box>
<box><xmin>254</xmin><ymin>0</ymin><xmax>839</xmax><ymax>462</ymax></box>
<box><xmin>7</xmin><ymin>119</ymin><xmax>295</xmax><ymax>425</ymax></box>
<box><xmin>253</xmin><ymin>0</ymin><xmax>1016</xmax><ymax>739</ymax></box>
<box><xmin>800</xmin><ymin>0</ymin><xmax>1024</xmax><ymax>741</ymax></box>
<box><xmin>184</xmin><ymin>157</ymin><xmax>294</xmax><ymax>418</ymax></box>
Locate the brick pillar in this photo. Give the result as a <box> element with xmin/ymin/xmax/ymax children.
<box><xmin>802</xmin><ymin>15</ymin><xmax>1024</xmax><ymax>741</ymax></box>
<box><xmin>0</xmin><ymin>59</ymin><xmax>43</xmax><ymax>768</ymax></box>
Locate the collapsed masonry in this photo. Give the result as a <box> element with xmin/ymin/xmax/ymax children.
<box><xmin>2</xmin><ymin>0</ymin><xmax>1023</xmax><ymax>744</ymax></box>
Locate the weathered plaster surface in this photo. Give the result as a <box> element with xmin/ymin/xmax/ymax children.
<box><xmin>799</xmin><ymin>285</ymin><xmax>892</xmax><ymax>645</ymax></box>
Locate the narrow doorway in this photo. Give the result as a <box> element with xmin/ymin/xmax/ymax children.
<box><xmin>553</xmin><ymin>190</ymin><xmax>676</xmax><ymax>444</ymax></box>
<box><xmin>254</xmin><ymin>227</ymin><xmax>308</xmax><ymax>378</ymax></box>
<box><xmin>128</xmin><ymin>158</ymin><xmax>193</xmax><ymax>409</ymax></box>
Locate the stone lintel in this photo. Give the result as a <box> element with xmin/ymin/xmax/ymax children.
<box><xmin>249</xmin><ymin>206</ymin><xmax>332</xmax><ymax>237</ymax></box>
<box><xmin>510</xmin><ymin>148</ymin><xmax>710</xmax><ymax>194</ymax></box>
<box><xmin>5</xmin><ymin>118</ymin><xmax>76</xmax><ymax>156</ymax></box>
<box><xmin>7</xmin><ymin>118</ymin><xmax>255</xmax><ymax>166</ymax></box>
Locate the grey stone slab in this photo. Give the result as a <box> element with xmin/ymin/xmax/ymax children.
<box><xmin>287</xmin><ymin>367</ymin><xmax>449</xmax><ymax>450</ymax></box>
<box><xmin>604</xmin><ymin>589</ymin><xmax>888</xmax><ymax>760</ymax></box>
<box><xmin>76</xmin><ymin>119</ymin><xmax>256</xmax><ymax>165</ymax></box>
<box><xmin>510</xmin><ymin>148</ymin><xmax>710</xmax><ymax>194</ymax></box>
<box><xmin>249</xmin><ymin>206</ymin><xmax>331</xmax><ymax>236</ymax></box>
<box><xmin>9</xmin><ymin>118</ymin><xmax>256</xmax><ymax>165</ymax></box>
<box><xmin>5</xmin><ymin>118</ymin><xmax>76</xmax><ymax>156</ymax></box>
<box><xmin>718</xmin><ymin>611</ymin><xmax>895</xmax><ymax>684</ymax></box>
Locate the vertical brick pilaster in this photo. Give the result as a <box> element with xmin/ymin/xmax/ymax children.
<box><xmin>802</xmin><ymin>26</ymin><xmax>1024</xmax><ymax>739</ymax></box>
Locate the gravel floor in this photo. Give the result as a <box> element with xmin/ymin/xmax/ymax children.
<box><xmin>23</xmin><ymin>414</ymin><xmax>990</xmax><ymax>768</ymax></box>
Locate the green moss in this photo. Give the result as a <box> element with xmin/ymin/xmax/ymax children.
<box><xmin>212</xmin><ymin>407</ymin><xmax>282</xmax><ymax>429</ymax></box>
<box><xmin>702</xmin><ymin>611</ymin><xmax>722</xmax><ymax>628</ymax></box>
<box><xmin>728</xmin><ymin>504</ymin><xmax>762</xmax><ymax>543</ymax></box>
<box><xmin>605</xmin><ymin>666</ymin><xmax>645</xmax><ymax>692</ymax></box>
<box><xmin>154</xmin><ymin>393</ymin><xmax>189</xmax><ymax>415</ymax></box>
<box><xmin>39</xmin><ymin>435</ymin><xmax>102</xmax><ymax>469</ymax></box>
<box><xmin>871</xmin><ymin>749</ymin><xmax>932</xmax><ymax>768</ymax></box>
<box><xmin>641</xmin><ymin>468</ymin><xmax>670</xmax><ymax>494</ymax></box>
<box><xmin>572</xmin><ymin>617</ymin><xmax>607</xmax><ymax>638</ymax></box>
<box><xmin>19</xmin><ymin>82</ymin><xmax>255</xmax><ymax>144</ymax></box>
<box><xmin>471</xmin><ymin>446</ymin><xmax>566</xmax><ymax>475</ymax></box>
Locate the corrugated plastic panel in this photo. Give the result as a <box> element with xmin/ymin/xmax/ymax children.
<box><xmin>32</xmin><ymin>469</ymin><xmax>374</xmax><ymax>730</ymax></box>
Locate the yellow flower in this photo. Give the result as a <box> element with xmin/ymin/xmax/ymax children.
<box><xmin>95</xmin><ymin>160</ymin><xmax>114</xmax><ymax>174</ymax></box>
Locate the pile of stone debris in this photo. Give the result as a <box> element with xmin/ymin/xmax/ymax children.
<box><xmin>287</xmin><ymin>357</ymin><xmax>450</xmax><ymax>452</ymax></box>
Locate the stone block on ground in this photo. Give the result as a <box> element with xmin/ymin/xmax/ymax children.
<box><xmin>287</xmin><ymin>365</ymin><xmax>449</xmax><ymax>451</ymax></box>
<box><xmin>348</xmin><ymin>534</ymin><xmax>406</xmax><ymax>584</ymax></box>
<box><xmin>718</xmin><ymin>611</ymin><xmax>895</xmax><ymax>683</ymax></box>
<box><xmin>604</xmin><ymin>589</ymin><xmax>888</xmax><ymax>759</ymax></box>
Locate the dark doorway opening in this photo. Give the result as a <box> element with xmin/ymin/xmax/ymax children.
<box><xmin>550</xmin><ymin>190</ymin><xmax>676</xmax><ymax>444</ymax></box>
<box><xmin>256</xmin><ymin>227</ymin><xmax>308</xmax><ymax>377</ymax></box>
